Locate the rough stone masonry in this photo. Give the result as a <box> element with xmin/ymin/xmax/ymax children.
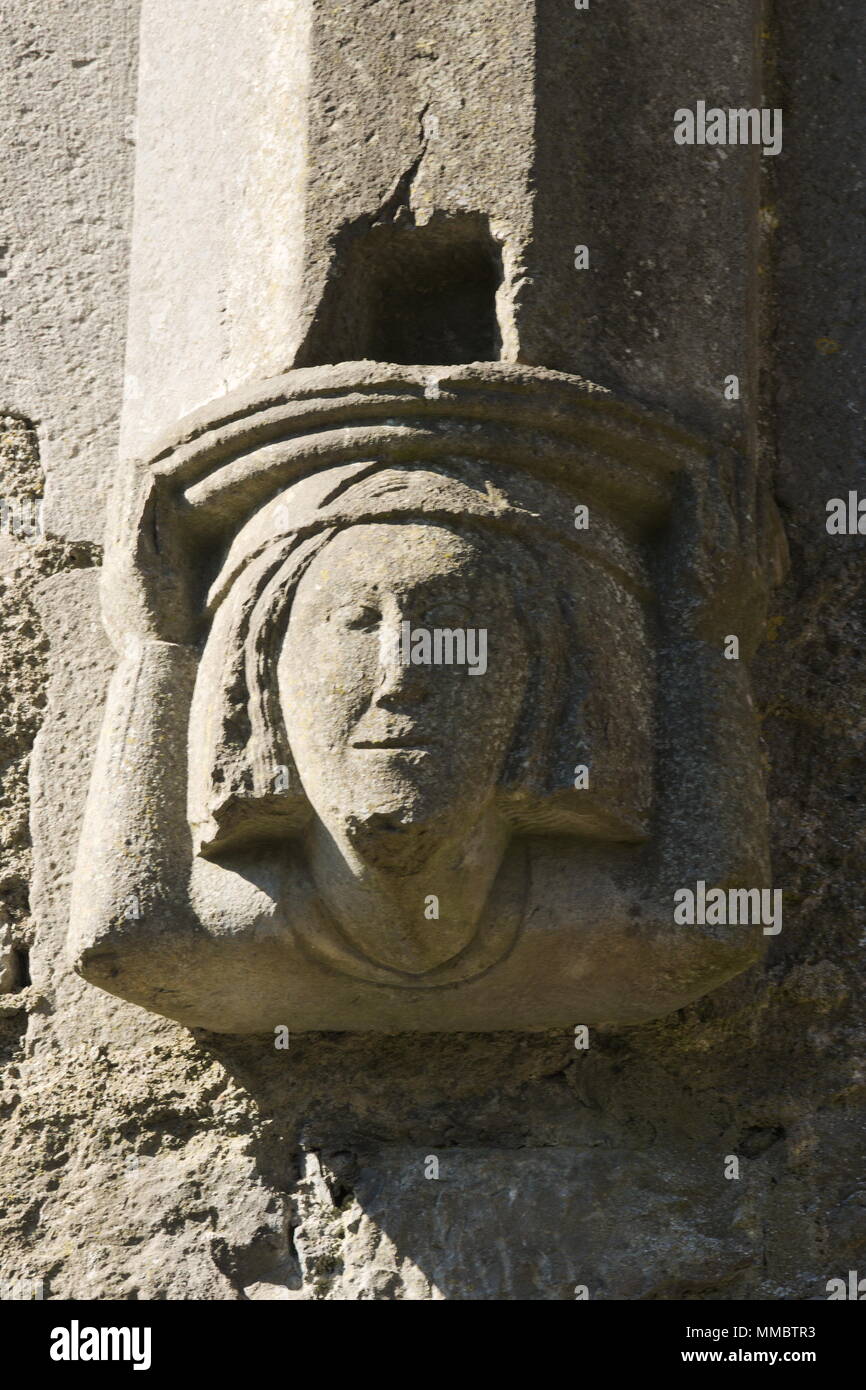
<box><xmin>0</xmin><ymin>0</ymin><xmax>863</xmax><ymax>1301</ymax></box>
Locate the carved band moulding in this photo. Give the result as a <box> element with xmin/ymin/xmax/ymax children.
<box><xmin>69</xmin><ymin>362</ymin><xmax>786</xmax><ymax>1032</ymax></box>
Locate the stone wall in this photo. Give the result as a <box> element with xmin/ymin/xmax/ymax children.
<box><xmin>0</xmin><ymin>0</ymin><xmax>862</xmax><ymax>1301</ymax></box>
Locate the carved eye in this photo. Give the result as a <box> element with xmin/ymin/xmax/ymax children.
<box><xmin>333</xmin><ymin>603</ymin><xmax>381</xmax><ymax>632</ymax></box>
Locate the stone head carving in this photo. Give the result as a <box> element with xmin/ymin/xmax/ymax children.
<box><xmin>70</xmin><ymin>363</ymin><xmax>786</xmax><ymax>1031</ymax></box>
<box><xmin>185</xmin><ymin>453</ymin><xmax>652</xmax><ymax>983</ymax></box>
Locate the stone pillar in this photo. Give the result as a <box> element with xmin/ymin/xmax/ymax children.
<box><xmin>123</xmin><ymin>0</ymin><xmax>762</xmax><ymax>455</ymax></box>
<box><xmin>121</xmin><ymin>0</ymin><xmax>315</xmax><ymax>458</ymax></box>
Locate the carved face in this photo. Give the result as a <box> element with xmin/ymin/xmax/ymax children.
<box><xmin>278</xmin><ymin>521</ymin><xmax>530</xmax><ymax>868</ymax></box>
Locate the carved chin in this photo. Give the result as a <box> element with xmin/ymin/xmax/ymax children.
<box><xmin>343</xmin><ymin>809</ymin><xmax>454</xmax><ymax>875</ymax></box>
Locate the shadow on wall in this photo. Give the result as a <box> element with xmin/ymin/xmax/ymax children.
<box><xmin>195</xmin><ymin>1027</ymin><xmax>774</xmax><ymax>1301</ymax></box>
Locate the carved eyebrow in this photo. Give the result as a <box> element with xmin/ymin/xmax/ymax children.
<box><xmin>396</xmin><ymin>577</ymin><xmax>477</xmax><ymax>599</ymax></box>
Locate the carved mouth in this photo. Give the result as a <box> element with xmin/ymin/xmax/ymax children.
<box><xmin>352</xmin><ymin>738</ymin><xmax>434</xmax><ymax>751</ymax></box>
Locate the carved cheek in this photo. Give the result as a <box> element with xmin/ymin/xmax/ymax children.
<box><xmin>286</xmin><ymin>619</ymin><xmax>380</xmax><ymax>746</ymax></box>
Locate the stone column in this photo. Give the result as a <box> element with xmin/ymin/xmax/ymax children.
<box><xmin>123</xmin><ymin>0</ymin><xmax>763</xmax><ymax>456</ymax></box>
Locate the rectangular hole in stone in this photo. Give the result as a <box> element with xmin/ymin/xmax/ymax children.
<box><xmin>369</xmin><ymin>224</ymin><xmax>502</xmax><ymax>365</ymax></box>
<box><xmin>298</xmin><ymin>213</ymin><xmax>504</xmax><ymax>368</ymax></box>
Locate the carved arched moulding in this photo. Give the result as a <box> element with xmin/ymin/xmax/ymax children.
<box><xmin>70</xmin><ymin>363</ymin><xmax>786</xmax><ymax>1031</ymax></box>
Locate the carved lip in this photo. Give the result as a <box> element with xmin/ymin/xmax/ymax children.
<box><xmin>352</xmin><ymin>737</ymin><xmax>434</xmax><ymax>751</ymax></box>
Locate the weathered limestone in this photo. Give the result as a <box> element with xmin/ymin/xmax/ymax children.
<box><xmin>1</xmin><ymin>0</ymin><xmax>862</xmax><ymax>1305</ymax></box>
<box><xmin>0</xmin><ymin>4</ymin><xmax>137</xmax><ymax>541</ymax></box>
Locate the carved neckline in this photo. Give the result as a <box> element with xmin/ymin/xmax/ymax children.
<box><xmin>292</xmin><ymin>841</ymin><xmax>528</xmax><ymax>990</ymax></box>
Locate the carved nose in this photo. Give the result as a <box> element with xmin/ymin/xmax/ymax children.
<box><xmin>375</xmin><ymin>621</ymin><xmax>428</xmax><ymax>705</ymax></box>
